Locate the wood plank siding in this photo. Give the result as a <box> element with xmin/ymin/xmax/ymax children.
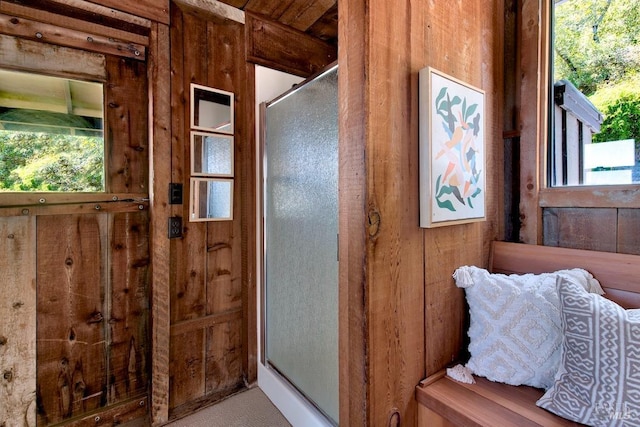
<box><xmin>338</xmin><ymin>0</ymin><xmax>504</xmax><ymax>425</ymax></box>
<box><xmin>6</xmin><ymin>1</ymin><xmax>639</xmax><ymax>427</ymax></box>
<box><xmin>167</xmin><ymin>4</ymin><xmax>255</xmax><ymax>417</ymax></box>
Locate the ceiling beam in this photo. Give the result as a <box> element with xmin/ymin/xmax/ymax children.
<box><xmin>173</xmin><ymin>0</ymin><xmax>245</xmax><ymax>24</ymax></box>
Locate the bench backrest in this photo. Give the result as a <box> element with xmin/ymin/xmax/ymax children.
<box><xmin>490</xmin><ymin>241</ymin><xmax>640</xmax><ymax>309</ymax></box>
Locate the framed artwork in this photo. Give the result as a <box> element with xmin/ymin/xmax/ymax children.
<box><xmin>418</xmin><ymin>67</ymin><xmax>486</xmax><ymax>228</ymax></box>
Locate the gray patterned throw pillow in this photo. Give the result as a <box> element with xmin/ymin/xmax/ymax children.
<box><xmin>536</xmin><ymin>278</ymin><xmax>640</xmax><ymax>426</ymax></box>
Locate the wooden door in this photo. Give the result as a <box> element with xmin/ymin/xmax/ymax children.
<box><xmin>0</xmin><ymin>43</ymin><xmax>150</xmax><ymax>425</ymax></box>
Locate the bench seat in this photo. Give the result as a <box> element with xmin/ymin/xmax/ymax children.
<box><xmin>416</xmin><ymin>371</ymin><xmax>583</xmax><ymax>426</ymax></box>
<box><xmin>415</xmin><ymin>241</ymin><xmax>640</xmax><ymax>427</ymax></box>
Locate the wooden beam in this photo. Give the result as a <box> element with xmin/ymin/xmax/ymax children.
<box><xmin>148</xmin><ymin>21</ymin><xmax>172</xmax><ymax>426</ymax></box>
<box><xmin>279</xmin><ymin>0</ymin><xmax>336</xmax><ymax>32</ymax></box>
<box><xmin>0</xmin><ymin>14</ymin><xmax>146</xmax><ymax>60</ymax></box>
<box><xmin>337</xmin><ymin>0</ymin><xmax>368</xmax><ymax>423</ymax></box>
<box><xmin>0</xmin><ymin>201</ymin><xmax>148</xmax><ymax>218</ymax></box>
<box><xmin>0</xmin><ymin>2</ymin><xmax>149</xmax><ymax>46</ymax></box>
<box><xmin>86</xmin><ymin>0</ymin><xmax>169</xmax><ymax>24</ymax></box>
<box><xmin>245</xmin><ymin>11</ymin><xmax>337</xmax><ymax>77</ymax></box>
<box><xmin>0</xmin><ymin>34</ymin><xmax>106</xmax><ymax>81</ymax></box>
<box><xmin>518</xmin><ymin>0</ymin><xmax>548</xmax><ymax>244</ymax></box>
<box><xmin>173</xmin><ymin>0</ymin><xmax>245</xmax><ymax>24</ymax></box>
<box><xmin>539</xmin><ymin>186</ymin><xmax>640</xmax><ymax>208</ymax></box>
<box><xmin>3</xmin><ymin>0</ymin><xmax>152</xmax><ymax>29</ymax></box>
<box><xmin>0</xmin><ymin>193</ymin><xmax>147</xmax><ymax>208</ymax></box>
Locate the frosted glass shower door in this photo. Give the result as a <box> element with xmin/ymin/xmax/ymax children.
<box><xmin>264</xmin><ymin>65</ymin><xmax>338</xmax><ymax>424</ymax></box>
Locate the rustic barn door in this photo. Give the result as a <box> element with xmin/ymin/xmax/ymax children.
<box><xmin>263</xmin><ymin>65</ymin><xmax>339</xmax><ymax>425</ymax></box>
<box><xmin>0</xmin><ymin>50</ymin><xmax>150</xmax><ymax>426</ymax></box>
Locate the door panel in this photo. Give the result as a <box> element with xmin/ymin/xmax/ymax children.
<box><xmin>0</xmin><ymin>44</ymin><xmax>150</xmax><ymax>426</ymax></box>
<box><xmin>264</xmin><ymin>65</ymin><xmax>338</xmax><ymax>424</ymax></box>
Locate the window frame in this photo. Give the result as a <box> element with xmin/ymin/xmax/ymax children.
<box><xmin>541</xmin><ymin>0</ymin><xmax>640</xmax><ymax>209</ymax></box>
<box><xmin>0</xmin><ymin>33</ymin><xmax>149</xmax><ymax>209</ymax></box>
<box><xmin>0</xmin><ymin>68</ymin><xmax>107</xmax><ymax>196</ymax></box>
<box><xmin>0</xmin><ymin>40</ymin><xmax>110</xmax><ymax>207</ymax></box>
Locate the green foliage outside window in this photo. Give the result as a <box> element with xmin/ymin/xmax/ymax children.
<box><xmin>555</xmin><ymin>0</ymin><xmax>640</xmax><ymax>146</ymax></box>
<box><xmin>0</xmin><ymin>130</ymin><xmax>103</xmax><ymax>192</ymax></box>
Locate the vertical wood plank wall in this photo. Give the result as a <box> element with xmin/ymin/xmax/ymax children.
<box><xmin>167</xmin><ymin>4</ymin><xmax>255</xmax><ymax>415</ymax></box>
<box><xmin>0</xmin><ymin>217</ymin><xmax>36</xmax><ymax>426</ymax></box>
<box><xmin>339</xmin><ymin>0</ymin><xmax>504</xmax><ymax>425</ymax></box>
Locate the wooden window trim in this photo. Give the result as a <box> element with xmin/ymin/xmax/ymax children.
<box><xmin>537</xmin><ymin>0</ymin><xmax>640</xmax><ymax>210</ymax></box>
<box><xmin>540</xmin><ymin>186</ymin><xmax>640</xmax><ymax>208</ymax></box>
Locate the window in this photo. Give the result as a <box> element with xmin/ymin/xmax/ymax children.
<box><xmin>550</xmin><ymin>0</ymin><xmax>640</xmax><ymax>187</ymax></box>
<box><xmin>0</xmin><ymin>69</ymin><xmax>104</xmax><ymax>192</ymax></box>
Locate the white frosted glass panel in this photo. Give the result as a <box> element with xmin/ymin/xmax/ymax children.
<box><xmin>265</xmin><ymin>66</ymin><xmax>338</xmax><ymax>424</ymax></box>
<box><xmin>207</xmin><ymin>180</ymin><xmax>232</xmax><ymax>218</ymax></box>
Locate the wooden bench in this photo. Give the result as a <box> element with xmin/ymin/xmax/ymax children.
<box><xmin>416</xmin><ymin>241</ymin><xmax>640</xmax><ymax>427</ymax></box>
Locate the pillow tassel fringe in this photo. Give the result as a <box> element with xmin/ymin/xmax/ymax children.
<box><xmin>452</xmin><ymin>267</ymin><xmax>474</xmax><ymax>288</ymax></box>
<box><xmin>446</xmin><ymin>364</ymin><xmax>476</xmax><ymax>384</ymax></box>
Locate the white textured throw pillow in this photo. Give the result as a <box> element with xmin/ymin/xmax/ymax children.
<box><xmin>453</xmin><ymin>266</ymin><xmax>603</xmax><ymax>389</ymax></box>
<box><xmin>536</xmin><ymin>278</ymin><xmax>640</xmax><ymax>426</ymax></box>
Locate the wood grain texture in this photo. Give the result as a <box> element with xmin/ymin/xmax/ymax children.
<box><xmin>87</xmin><ymin>0</ymin><xmax>169</xmax><ymax>24</ymax></box>
<box><xmin>0</xmin><ymin>216</ymin><xmax>37</xmax><ymax>427</ymax></box>
<box><xmin>0</xmin><ymin>34</ymin><xmax>106</xmax><ymax>81</ymax></box>
<box><xmin>371</xmin><ymin>0</ymin><xmax>426</xmax><ymax>420</ymax></box>
<box><xmin>277</xmin><ymin>0</ymin><xmax>335</xmax><ymax>32</ymax></box>
<box><xmin>173</xmin><ymin>0</ymin><xmax>245</xmax><ymax>24</ymax></box>
<box><xmin>539</xmin><ymin>186</ymin><xmax>640</xmax><ymax>208</ymax></box>
<box><xmin>106</xmin><ymin>55</ymin><xmax>149</xmax><ymax>194</ymax></box>
<box><xmin>36</xmin><ymin>214</ymin><xmax>108</xmax><ymax>425</ymax></box>
<box><xmin>245</xmin><ymin>11</ymin><xmax>337</xmax><ymax>77</ymax></box>
<box><xmin>7</xmin><ymin>0</ymin><xmax>153</xmax><ymax>29</ymax></box>
<box><xmin>109</xmin><ymin>212</ymin><xmax>150</xmax><ymax>402</ymax></box>
<box><xmin>205</xmin><ymin>320</ymin><xmax>243</xmax><ymax>393</ymax></box>
<box><xmin>416</xmin><ymin>375</ymin><xmax>581</xmax><ymax>427</ymax></box>
<box><xmin>168</xmin><ymin>6</ymin><xmax>207</xmax><ymax>413</ymax></box>
<box><xmin>0</xmin><ymin>2</ymin><xmax>149</xmax><ymax>46</ymax></box>
<box><xmin>491</xmin><ymin>241</ymin><xmax>640</xmax><ymax>308</ymax></box>
<box><xmin>337</xmin><ymin>0</ymin><xmax>368</xmax><ymax>424</ymax></box>
<box><xmin>168</xmin><ymin>6</ymin><xmax>254</xmax><ymax>414</ymax></box>
<box><xmin>617</xmin><ymin>209</ymin><xmax>640</xmax><ymax>255</ymax></box>
<box><xmin>169</xmin><ymin>329</ymin><xmax>205</xmax><ymax>408</ymax></box>
<box><xmin>421</xmin><ymin>0</ymin><xmax>503</xmax><ymax>375</ymax></box>
<box><xmin>0</xmin><ymin>14</ymin><xmax>146</xmax><ymax>60</ymax></box>
<box><xmin>148</xmin><ymin>21</ymin><xmax>172</xmax><ymax>426</ymax></box>
<box><xmin>542</xmin><ymin>207</ymin><xmax>617</xmax><ymax>252</ymax></box>
<box><xmin>339</xmin><ymin>0</ymin><xmax>503</xmax><ymax>424</ymax></box>
<box><xmin>240</xmin><ymin>61</ymin><xmax>257</xmax><ymax>385</ymax></box>
<box><xmin>517</xmin><ymin>0</ymin><xmax>547</xmax><ymax>244</ymax></box>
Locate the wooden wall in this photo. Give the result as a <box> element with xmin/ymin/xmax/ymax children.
<box><xmin>338</xmin><ymin>0</ymin><xmax>504</xmax><ymax>425</ymax></box>
<box><xmin>166</xmin><ymin>3</ymin><xmax>256</xmax><ymax>416</ymax></box>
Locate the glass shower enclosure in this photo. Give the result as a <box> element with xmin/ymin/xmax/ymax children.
<box><xmin>263</xmin><ymin>64</ymin><xmax>338</xmax><ymax>425</ymax></box>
